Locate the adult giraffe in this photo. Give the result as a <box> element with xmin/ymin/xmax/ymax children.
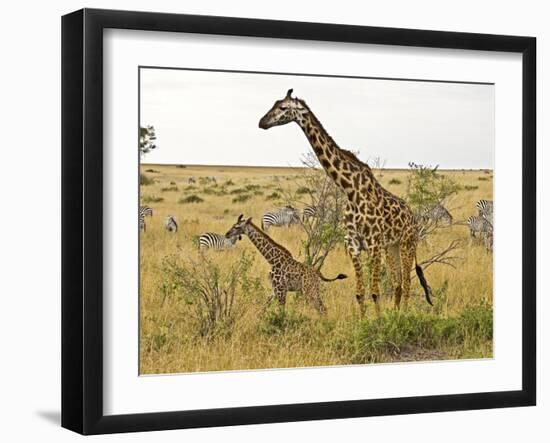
<box><xmin>258</xmin><ymin>89</ymin><xmax>432</xmax><ymax>315</ymax></box>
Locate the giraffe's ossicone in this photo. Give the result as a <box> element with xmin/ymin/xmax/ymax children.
<box><xmin>259</xmin><ymin>89</ymin><xmax>433</xmax><ymax>315</ymax></box>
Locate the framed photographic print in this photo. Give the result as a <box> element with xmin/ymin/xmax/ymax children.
<box><xmin>61</xmin><ymin>8</ymin><xmax>536</xmax><ymax>435</ymax></box>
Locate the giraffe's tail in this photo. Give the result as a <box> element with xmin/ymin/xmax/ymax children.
<box><xmin>414</xmin><ymin>256</ymin><xmax>433</xmax><ymax>306</ymax></box>
<box><xmin>320</xmin><ymin>273</ymin><xmax>348</xmax><ymax>282</ymax></box>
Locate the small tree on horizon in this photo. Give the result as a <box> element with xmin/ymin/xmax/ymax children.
<box><xmin>139</xmin><ymin>125</ymin><xmax>157</xmax><ymax>156</ymax></box>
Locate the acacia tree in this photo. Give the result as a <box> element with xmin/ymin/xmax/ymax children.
<box><xmin>405</xmin><ymin>162</ymin><xmax>461</xmax><ymax>210</ymax></box>
<box><xmin>282</xmin><ymin>152</ymin><xmax>346</xmax><ymax>269</ymax></box>
<box><xmin>139</xmin><ymin>125</ymin><xmax>157</xmax><ymax>156</ymax></box>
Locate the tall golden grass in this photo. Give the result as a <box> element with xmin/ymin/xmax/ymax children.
<box><xmin>139</xmin><ymin>164</ymin><xmax>493</xmax><ymax>374</ymax></box>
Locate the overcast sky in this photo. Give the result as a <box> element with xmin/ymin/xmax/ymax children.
<box><xmin>139</xmin><ymin>68</ymin><xmax>494</xmax><ymax>169</ymax></box>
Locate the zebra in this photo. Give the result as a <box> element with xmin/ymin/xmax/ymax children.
<box><xmin>467</xmin><ymin>215</ymin><xmax>492</xmax><ymax>238</ymax></box>
<box><xmin>419</xmin><ymin>203</ymin><xmax>453</xmax><ymax>226</ymax></box>
<box><xmin>482</xmin><ymin>229</ymin><xmax>493</xmax><ymax>252</ymax></box>
<box><xmin>198</xmin><ymin>232</ymin><xmax>241</xmax><ymax>250</ymax></box>
<box><xmin>477</xmin><ymin>199</ymin><xmax>493</xmax><ymax>225</ymax></box>
<box><xmin>165</xmin><ymin>215</ymin><xmax>178</xmax><ymax>233</ymax></box>
<box><xmin>139</xmin><ymin>205</ymin><xmax>153</xmax><ymax>232</ymax></box>
<box><xmin>262</xmin><ymin>207</ymin><xmax>301</xmax><ymax>231</ymax></box>
<box><xmin>302</xmin><ymin>205</ymin><xmax>317</xmax><ymax>221</ymax></box>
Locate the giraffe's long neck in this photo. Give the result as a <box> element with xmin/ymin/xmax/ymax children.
<box><xmin>294</xmin><ymin>107</ymin><xmax>379</xmax><ymax>204</ymax></box>
<box><xmin>243</xmin><ymin>222</ymin><xmax>292</xmax><ymax>266</ymax></box>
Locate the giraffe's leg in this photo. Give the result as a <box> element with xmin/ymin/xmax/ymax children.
<box><xmin>345</xmin><ymin>234</ymin><xmax>367</xmax><ymax>316</ymax></box>
<box><xmin>400</xmin><ymin>240</ymin><xmax>415</xmax><ymax>307</ymax></box>
<box><xmin>385</xmin><ymin>243</ymin><xmax>403</xmax><ymax>310</ymax></box>
<box><xmin>367</xmin><ymin>246</ymin><xmax>382</xmax><ymax>315</ymax></box>
<box><xmin>308</xmin><ymin>280</ymin><xmax>326</xmax><ymax>315</ymax></box>
<box><xmin>275</xmin><ymin>288</ymin><xmax>287</xmax><ymax>312</ymax></box>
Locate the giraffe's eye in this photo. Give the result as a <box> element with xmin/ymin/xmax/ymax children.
<box><xmin>280</xmin><ymin>105</ymin><xmax>288</xmax><ymax>111</ymax></box>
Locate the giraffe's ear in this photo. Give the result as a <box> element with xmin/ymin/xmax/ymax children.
<box><xmin>286</xmin><ymin>88</ymin><xmax>293</xmax><ymax>99</ymax></box>
<box><xmin>246</xmin><ymin>217</ymin><xmax>253</xmax><ymax>224</ymax></box>
<box><xmin>237</xmin><ymin>214</ymin><xmax>243</xmax><ymax>222</ymax></box>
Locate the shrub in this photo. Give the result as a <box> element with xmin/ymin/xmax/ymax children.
<box><xmin>176</xmin><ymin>165</ymin><xmax>187</xmax><ymax>168</ymax></box>
<box><xmin>346</xmin><ymin>303</ymin><xmax>493</xmax><ymax>364</ymax></box>
<box><xmin>245</xmin><ymin>184</ymin><xmax>261</xmax><ymax>192</ymax></box>
<box><xmin>232</xmin><ymin>194</ymin><xmax>252</xmax><ymax>203</ymax></box>
<box><xmin>388</xmin><ymin>178</ymin><xmax>402</xmax><ymax>185</ymax></box>
<box><xmin>145</xmin><ymin>168</ymin><xmax>159</xmax><ymax>173</ymax></box>
<box><xmin>296</xmin><ymin>186</ymin><xmax>311</xmax><ymax>195</ymax></box>
<box><xmin>139</xmin><ymin>173</ymin><xmax>154</xmax><ymax>186</ymax></box>
<box><xmin>258</xmin><ymin>308</ymin><xmax>310</xmax><ymax>336</ymax></box>
<box><xmin>202</xmin><ymin>187</ymin><xmax>218</xmax><ymax>195</ymax></box>
<box><xmin>224</xmin><ymin>179</ymin><xmax>235</xmax><ymax>186</ymax></box>
<box><xmin>464</xmin><ymin>185</ymin><xmax>479</xmax><ymax>191</ymax></box>
<box><xmin>162</xmin><ymin>252</ymin><xmax>255</xmax><ymax>338</ymax></box>
<box><xmin>161</xmin><ymin>185</ymin><xmax>178</xmax><ymax>192</ymax></box>
<box><xmin>405</xmin><ymin>162</ymin><xmax>461</xmax><ymax>210</ymax></box>
<box><xmin>170</xmin><ymin>181</ymin><xmax>176</xmax><ymax>185</ymax></box>
<box><xmin>267</xmin><ymin>192</ymin><xmax>281</xmax><ymax>200</ymax></box>
<box><xmin>179</xmin><ymin>194</ymin><xmax>204</xmax><ymax>204</ymax></box>
<box><xmin>230</xmin><ymin>187</ymin><xmax>248</xmax><ymax>195</ymax></box>
<box><xmin>478</xmin><ymin>177</ymin><xmax>489</xmax><ymax>181</ymax></box>
<box><xmin>141</xmin><ymin>195</ymin><xmax>163</xmax><ymax>203</ymax></box>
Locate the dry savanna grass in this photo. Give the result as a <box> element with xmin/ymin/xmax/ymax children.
<box><xmin>140</xmin><ymin>164</ymin><xmax>493</xmax><ymax>374</ymax></box>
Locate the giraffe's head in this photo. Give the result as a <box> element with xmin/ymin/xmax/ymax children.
<box><xmin>259</xmin><ymin>89</ymin><xmax>306</xmax><ymax>129</ymax></box>
<box><xmin>226</xmin><ymin>214</ymin><xmax>251</xmax><ymax>239</ymax></box>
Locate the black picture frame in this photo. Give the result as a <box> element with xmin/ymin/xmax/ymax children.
<box><xmin>62</xmin><ymin>8</ymin><xmax>536</xmax><ymax>435</ymax></box>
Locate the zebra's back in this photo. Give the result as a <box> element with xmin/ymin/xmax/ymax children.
<box><xmin>199</xmin><ymin>232</ymin><xmax>237</xmax><ymax>250</ymax></box>
<box><xmin>262</xmin><ymin>210</ymin><xmax>300</xmax><ymax>231</ymax></box>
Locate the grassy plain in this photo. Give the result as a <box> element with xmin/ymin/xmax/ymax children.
<box><xmin>139</xmin><ymin>163</ymin><xmax>493</xmax><ymax>374</ymax></box>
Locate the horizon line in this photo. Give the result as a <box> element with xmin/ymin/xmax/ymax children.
<box><xmin>140</xmin><ymin>162</ymin><xmax>493</xmax><ymax>171</ymax></box>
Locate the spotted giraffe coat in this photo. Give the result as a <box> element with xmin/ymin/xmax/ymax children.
<box><xmin>226</xmin><ymin>215</ymin><xmax>347</xmax><ymax>314</ymax></box>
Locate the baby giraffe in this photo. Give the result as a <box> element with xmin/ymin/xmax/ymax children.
<box><xmin>226</xmin><ymin>215</ymin><xmax>347</xmax><ymax>314</ymax></box>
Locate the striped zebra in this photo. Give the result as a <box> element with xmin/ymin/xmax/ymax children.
<box><xmin>467</xmin><ymin>215</ymin><xmax>492</xmax><ymax>238</ymax></box>
<box><xmin>482</xmin><ymin>229</ymin><xmax>493</xmax><ymax>252</ymax></box>
<box><xmin>477</xmin><ymin>199</ymin><xmax>493</xmax><ymax>225</ymax></box>
<box><xmin>302</xmin><ymin>205</ymin><xmax>317</xmax><ymax>221</ymax></box>
<box><xmin>139</xmin><ymin>205</ymin><xmax>153</xmax><ymax>232</ymax></box>
<box><xmin>165</xmin><ymin>215</ymin><xmax>178</xmax><ymax>233</ymax></box>
<box><xmin>419</xmin><ymin>203</ymin><xmax>452</xmax><ymax>226</ymax></box>
<box><xmin>198</xmin><ymin>232</ymin><xmax>241</xmax><ymax>251</ymax></box>
<box><xmin>261</xmin><ymin>207</ymin><xmax>301</xmax><ymax>231</ymax></box>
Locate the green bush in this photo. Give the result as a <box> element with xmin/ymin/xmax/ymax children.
<box><xmin>162</xmin><ymin>252</ymin><xmax>255</xmax><ymax>338</ymax></box>
<box><xmin>232</xmin><ymin>194</ymin><xmax>252</xmax><ymax>203</ymax></box>
<box><xmin>405</xmin><ymin>162</ymin><xmax>461</xmax><ymax>209</ymax></box>
<box><xmin>139</xmin><ymin>173</ymin><xmax>154</xmax><ymax>186</ymax></box>
<box><xmin>388</xmin><ymin>178</ymin><xmax>402</xmax><ymax>185</ymax></box>
<box><xmin>266</xmin><ymin>192</ymin><xmax>281</xmax><ymax>200</ymax></box>
<box><xmin>161</xmin><ymin>185</ymin><xmax>178</xmax><ymax>192</ymax></box>
<box><xmin>179</xmin><ymin>194</ymin><xmax>204</xmax><ymax>204</ymax></box>
<box><xmin>478</xmin><ymin>177</ymin><xmax>489</xmax><ymax>181</ymax></box>
<box><xmin>296</xmin><ymin>186</ymin><xmax>311</xmax><ymax>195</ymax></box>
<box><xmin>464</xmin><ymin>185</ymin><xmax>479</xmax><ymax>191</ymax></box>
<box><xmin>347</xmin><ymin>303</ymin><xmax>493</xmax><ymax>364</ymax></box>
<box><xmin>142</xmin><ymin>195</ymin><xmax>163</xmax><ymax>203</ymax></box>
<box><xmin>259</xmin><ymin>308</ymin><xmax>311</xmax><ymax>336</ymax></box>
